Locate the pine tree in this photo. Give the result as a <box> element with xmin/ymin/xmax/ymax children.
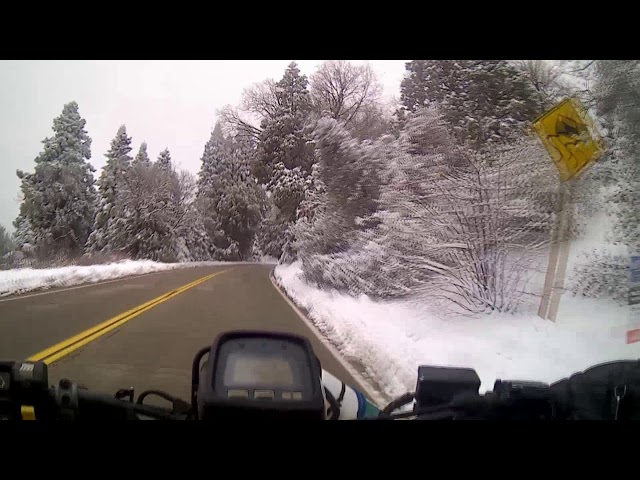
<box><xmin>197</xmin><ymin>126</ymin><xmax>263</xmax><ymax>260</ymax></box>
<box><xmin>254</xmin><ymin>62</ymin><xmax>315</xmax><ymax>184</ymax></box>
<box><xmin>14</xmin><ymin>101</ymin><xmax>97</xmax><ymax>256</ymax></box>
<box><xmin>112</xmin><ymin>140</ymin><xmax>156</xmax><ymax>258</ymax></box>
<box><xmin>0</xmin><ymin>224</ymin><xmax>13</xmax><ymax>258</ymax></box>
<box><xmin>12</xmin><ymin>215</ymin><xmax>35</xmax><ymax>250</ymax></box>
<box><xmin>144</xmin><ymin>148</ymin><xmax>183</xmax><ymax>261</ymax></box>
<box><xmin>268</xmin><ymin>163</ymin><xmax>308</xmax><ymax>224</ymax></box>
<box><xmin>113</xmin><ymin>157</ymin><xmax>155</xmax><ymax>258</ymax></box>
<box><xmin>156</xmin><ymin>148</ymin><xmax>172</xmax><ymax>171</ymax></box>
<box><xmin>133</xmin><ymin>142</ymin><xmax>150</xmax><ymax>166</ymax></box>
<box><xmin>175</xmin><ymin>197</ymin><xmax>212</xmax><ymax>262</ymax></box>
<box><xmin>400</xmin><ymin>60</ymin><xmax>541</xmax><ymax>148</ymax></box>
<box><xmin>107</xmin><ymin>149</ymin><xmax>211</xmax><ymax>263</ymax></box>
<box><xmin>212</xmin><ymin>122</ymin><xmax>224</xmax><ymax>142</ymax></box>
<box><xmin>197</xmin><ymin>124</ymin><xmax>227</xmax><ymax>196</ymax></box>
<box><xmin>238</xmin><ymin>63</ymin><xmax>317</xmax><ymax>260</ymax></box>
<box><xmin>87</xmin><ymin>125</ymin><xmax>133</xmax><ymax>252</ymax></box>
<box><xmin>254</xmin><ymin>162</ymin><xmax>309</xmax><ymax>259</ymax></box>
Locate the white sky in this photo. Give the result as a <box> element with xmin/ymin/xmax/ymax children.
<box><xmin>0</xmin><ymin>60</ymin><xmax>408</xmax><ymax>232</ymax></box>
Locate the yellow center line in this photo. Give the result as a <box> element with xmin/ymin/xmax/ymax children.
<box><xmin>27</xmin><ymin>269</ymin><xmax>230</xmax><ymax>365</ymax></box>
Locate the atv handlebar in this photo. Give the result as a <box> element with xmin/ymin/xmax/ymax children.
<box><xmin>11</xmin><ymin>376</ymin><xmax>556</xmax><ymax>421</ymax></box>
<box><xmin>3</xmin><ymin>370</ymin><xmax>634</xmax><ymax>421</ymax></box>
<box><xmin>58</xmin><ymin>384</ymin><xmax>189</xmax><ymax>420</ymax></box>
<box><xmin>25</xmin><ymin>380</ymin><xmax>190</xmax><ymax>421</ymax></box>
<box><xmin>3</xmin><ymin>331</ymin><xmax>637</xmax><ymax>420</ymax></box>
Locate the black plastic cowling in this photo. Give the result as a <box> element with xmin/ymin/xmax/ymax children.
<box><xmin>415</xmin><ymin>365</ymin><xmax>481</xmax><ymax>410</ymax></box>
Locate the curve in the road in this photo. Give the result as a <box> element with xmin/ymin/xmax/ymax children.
<box><xmin>1</xmin><ymin>264</ymin><xmax>377</xmax><ymax>405</ymax></box>
<box><xmin>29</xmin><ymin>270</ymin><xmax>229</xmax><ymax>365</ymax></box>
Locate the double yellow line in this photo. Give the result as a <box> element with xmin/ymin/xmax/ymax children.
<box><xmin>28</xmin><ymin>270</ymin><xmax>229</xmax><ymax>365</ymax></box>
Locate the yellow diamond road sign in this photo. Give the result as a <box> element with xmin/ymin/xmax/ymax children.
<box><xmin>533</xmin><ymin>98</ymin><xmax>605</xmax><ymax>181</ymax></box>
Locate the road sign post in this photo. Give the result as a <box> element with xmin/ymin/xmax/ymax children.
<box><xmin>546</xmin><ymin>184</ymin><xmax>575</xmax><ymax>322</ymax></box>
<box><xmin>533</xmin><ymin>98</ymin><xmax>605</xmax><ymax>321</ymax></box>
<box><xmin>537</xmin><ymin>185</ymin><xmax>564</xmax><ymax>320</ymax></box>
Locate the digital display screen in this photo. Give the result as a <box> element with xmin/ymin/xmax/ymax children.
<box><xmin>223</xmin><ymin>351</ymin><xmax>296</xmax><ymax>387</ymax></box>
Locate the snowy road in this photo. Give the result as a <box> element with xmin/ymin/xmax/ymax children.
<box><xmin>0</xmin><ymin>264</ymin><xmax>369</xmax><ymax>401</ymax></box>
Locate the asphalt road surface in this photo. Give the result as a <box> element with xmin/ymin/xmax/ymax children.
<box><xmin>0</xmin><ymin>264</ymin><xmax>369</xmax><ymax>403</ymax></box>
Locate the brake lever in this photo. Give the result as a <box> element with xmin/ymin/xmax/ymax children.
<box><xmin>135</xmin><ymin>389</ymin><xmax>193</xmax><ymax>418</ymax></box>
<box><xmin>115</xmin><ymin>387</ymin><xmax>135</xmax><ymax>403</ymax></box>
<box><xmin>172</xmin><ymin>398</ymin><xmax>191</xmax><ymax>416</ymax></box>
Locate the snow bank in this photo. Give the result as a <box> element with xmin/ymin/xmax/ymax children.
<box><xmin>275</xmin><ymin>261</ymin><xmax>640</xmax><ymax>401</ymax></box>
<box><xmin>0</xmin><ymin>259</ymin><xmax>277</xmax><ymax>297</ymax></box>
<box><xmin>0</xmin><ymin>260</ymin><xmax>191</xmax><ymax>297</ymax></box>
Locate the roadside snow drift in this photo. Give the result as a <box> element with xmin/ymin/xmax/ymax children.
<box><xmin>275</xmin><ymin>261</ymin><xmax>640</xmax><ymax>401</ymax></box>
<box><xmin>0</xmin><ymin>260</ymin><xmax>190</xmax><ymax>297</ymax></box>
<box><xmin>0</xmin><ymin>260</ymin><xmax>277</xmax><ymax>297</ymax></box>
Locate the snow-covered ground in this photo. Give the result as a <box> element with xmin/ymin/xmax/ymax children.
<box><xmin>0</xmin><ymin>260</ymin><xmax>266</xmax><ymax>297</ymax></box>
<box><xmin>273</xmin><ymin>196</ymin><xmax>640</xmax><ymax>402</ymax></box>
<box><xmin>275</xmin><ymin>260</ymin><xmax>640</xmax><ymax>402</ymax></box>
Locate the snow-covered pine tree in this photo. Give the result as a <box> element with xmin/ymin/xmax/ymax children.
<box><xmin>164</xmin><ymin>170</ymin><xmax>212</xmax><ymax>262</ymax></box>
<box><xmin>197</xmin><ymin>125</ymin><xmax>264</xmax><ymax>260</ymax></box>
<box><xmin>107</xmin><ymin>145</ymin><xmax>212</xmax><ymax>263</ymax></box>
<box><xmin>254</xmin><ymin>162</ymin><xmax>309</xmax><ymax>260</ymax></box>
<box><xmin>133</xmin><ymin>141</ymin><xmax>151</xmax><ymax>166</ymax></box>
<box><xmin>14</xmin><ymin>101</ymin><xmax>97</xmax><ymax>258</ymax></box>
<box><xmin>174</xmin><ymin>172</ymin><xmax>212</xmax><ymax>262</ymax></box>
<box><xmin>156</xmin><ymin>148</ymin><xmax>172</xmax><ymax>171</ymax></box>
<box><xmin>102</xmin><ymin>142</ymin><xmax>161</xmax><ymax>259</ymax></box>
<box><xmin>197</xmin><ymin>122</ymin><xmax>228</xmax><ymax>206</ymax></box>
<box><xmin>254</xmin><ymin>62</ymin><xmax>315</xmax><ymax>184</ymax></box>
<box><xmin>0</xmin><ymin>224</ymin><xmax>13</xmax><ymax>259</ymax></box>
<box><xmin>400</xmin><ymin>60</ymin><xmax>541</xmax><ymax>148</ymax></box>
<box><xmin>268</xmin><ymin>163</ymin><xmax>308</xmax><ymax>224</ymax></box>
<box><xmin>147</xmin><ymin>148</ymin><xmax>185</xmax><ymax>262</ymax></box>
<box><xmin>251</xmin><ymin>63</ymin><xmax>317</xmax><ymax>258</ymax></box>
<box><xmin>87</xmin><ymin>125</ymin><xmax>133</xmax><ymax>253</ymax></box>
<box><xmin>12</xmin><ymin>215</ymin><xmax>35</xmax><ymax>251</ymax></box>
<box><xmin>114</xmin><ymin>153</ymin><xmax>155</xmax><ymax>259</ymax></box>
<box><xmin>221</xmin><ymin>63</ymin><xmax>317</xmax><ymax>260</ymax></box>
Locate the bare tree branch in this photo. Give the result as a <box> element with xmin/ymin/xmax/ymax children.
<box><xmin>241</xmin><ymin>79</ymin><xmax>281</xmax><ymax>118</ymax></box>
<box><xmin>217</xmin><ymin>105</ymin><xmax>262</xmax><ymax>141</ymax></box>
<box><xmin>309</xmin><ymin>61</ymin><xmax>384</xmax><ymax>137</ymax></box>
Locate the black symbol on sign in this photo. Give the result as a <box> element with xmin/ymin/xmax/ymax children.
<box><xmin>555</xmin><ymin>115</ymin><xmax>587</xmax><ymax>137</ymax></box>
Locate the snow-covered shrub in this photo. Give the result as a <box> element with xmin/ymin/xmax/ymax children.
<box><xmin>371</xmin><ymin>109</ymin><xmax>556</xmax><ymax>312</ymax></box>
<box><xmin>570</xmin><ymin>250</ymin><xmax>629</xmax><ymax>304</ymax></box>
<box><xmin>298</xmin><ymin>241</ymin><xmax>413</xmax><ymax>299</ymax></box>
<box><xmin>295</xmin><ymin>107</ymin><xmax>557</xmax><ymax>313</ymax></box>
<box><xmin>592</xmin><ymin>60</ymin><xmax>640</xmax><ymax>253</ymax></box>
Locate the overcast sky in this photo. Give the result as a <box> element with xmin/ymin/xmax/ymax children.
<box><xmin>0</xmin><ymin>60</ymin><xmax>408</xmax><ymax>232</ymax></box>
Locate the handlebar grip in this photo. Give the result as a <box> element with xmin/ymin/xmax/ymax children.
<box><xmin>47</xmin><ymin>385</ymin><xmax>183</xmax><ymax>420</ymax></box>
